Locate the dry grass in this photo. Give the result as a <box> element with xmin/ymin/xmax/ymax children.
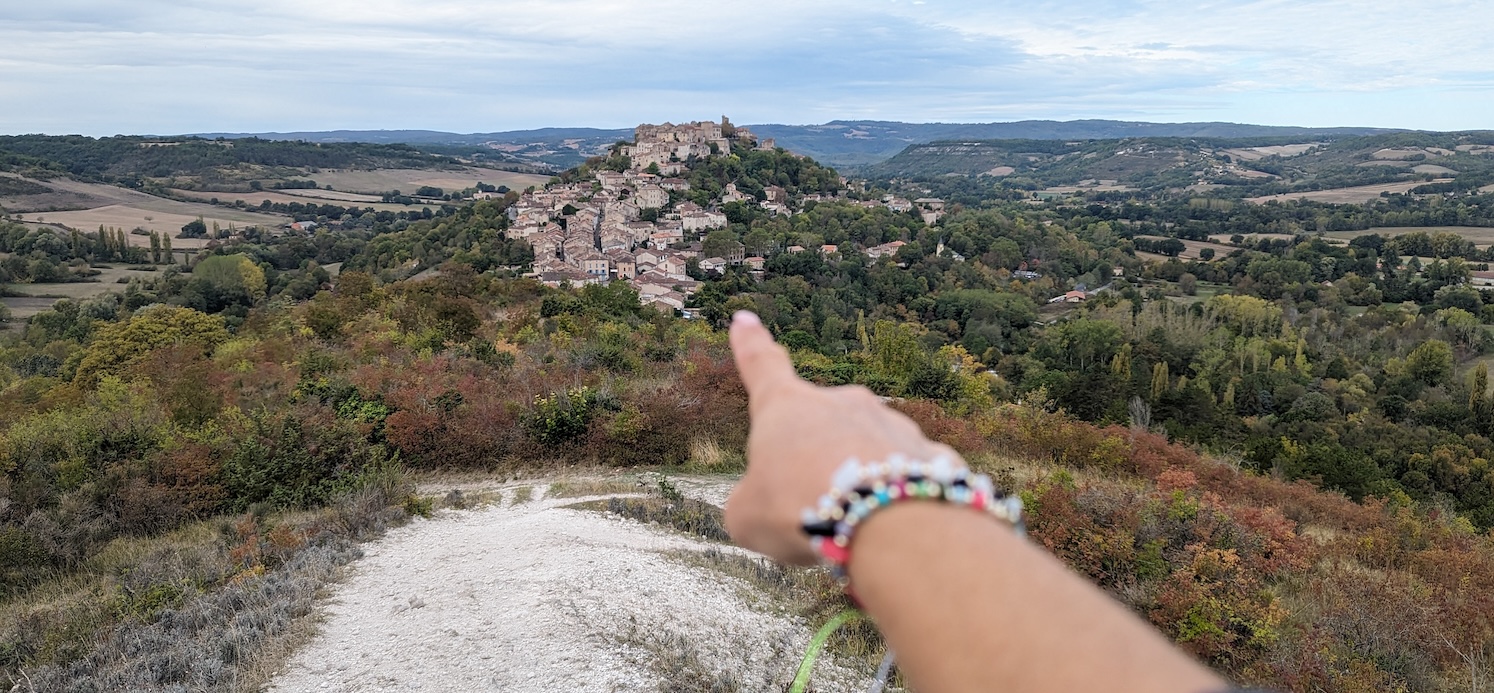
<box><xmin>668</xmin><ymin>548</ymin><xmax>892</xmax><ymax>679</ymax></box>
<box><xmin>0</xmin><ymin>483</ymin><xmax>411</xmax><ymax>693</ymax></box>
<box><xmin>547</xmin><ymin>478</ymin><xmax>643</xmax><ymax>498</ymax></box>
<box><xmin>570</xmin><ymin>490</ymin><xmax>732</xmax><ymax>543</ymax></box>
<box><xmin>574</xmin><ymin>480</ymin><xmax>896</xmax><ymax>685</ymax></box>
<box><xmin>602</xmin><ymin>613</ymin><xmax>804</xmax><ymax>693</ymax></box>
<box><xmin>687</xmin><ymin>437</ymin><xmax>746</xmax><ymax>472</ymax></box>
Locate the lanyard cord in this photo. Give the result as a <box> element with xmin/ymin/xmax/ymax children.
<box><xmin>790</xmin><ymin>609</ymin><xmax>896</xmax><ymax>693</ymax></box>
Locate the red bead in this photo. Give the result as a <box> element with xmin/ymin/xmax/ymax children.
<box><xmin>820</xmin><ymin>539</ymin><xmax>851</xmax><ymax>565</ymax></box>
<box><xmin>971</xmin><ymin>493</ymin><xmax>987</xmax><ymax>511</ymax></box>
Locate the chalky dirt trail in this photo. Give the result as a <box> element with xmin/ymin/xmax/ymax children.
<box><xmin>267</xmin><ymin>479</ymin><xmax>859</xmax><ymax>692</ymax></box>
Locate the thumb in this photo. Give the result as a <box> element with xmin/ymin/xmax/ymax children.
<box><xmin>729</xmin><ymin>311</ymin><xmax>797</xmax><ymax>402</ymax></box>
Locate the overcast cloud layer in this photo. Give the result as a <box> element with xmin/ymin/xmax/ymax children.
<box><xmin>1</xmin><ymin>0</ymin><xmax>1491</xmax><ymax>135</ymax></box>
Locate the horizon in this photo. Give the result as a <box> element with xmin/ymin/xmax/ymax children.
<box><xmin>4</xmin><ymin>1</ymin><xmax>1493</xmax><ymax>137</ymax></box>
<box><xmin>2</xmin><ymin>116</ymin><xmax>1460</xmax><ymax>141</ymax></box>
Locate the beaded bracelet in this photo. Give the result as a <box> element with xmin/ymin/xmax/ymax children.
<box><xmin>800</xmin><ymin>455</ymin><xmax>1025</xmax><ymax>585</ymax></box>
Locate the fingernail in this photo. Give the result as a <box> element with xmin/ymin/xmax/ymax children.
<box><xmin>732</xmin><ymin>311</ymin><xmax>761</xmax><ymax>327</ymax></box>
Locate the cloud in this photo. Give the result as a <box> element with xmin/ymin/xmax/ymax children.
<box><xmin>0</xmin><ymin>0</ymin><xmax>1491</xmax><ymax>134</ymax></box>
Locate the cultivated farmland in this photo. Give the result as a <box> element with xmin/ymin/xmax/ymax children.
<box><xmin>1325</xmin><ymin>226</ymin><xmax>1494</xmax><ymax>244</ymax></box>
<box><xmin>0</xmin><ymin>265</ymin><xmax>163</xmax><ymax>326</ymax></box>
<box><xmin>1246</xmin><ymin>179</ymin><xmax>1453</xmax><ymax>205</ymax></box>
<box><xmin>1207</xmin><ymin>233</ymin><xmax>1298</xmax><ymax>244</ymax></box>
<box><xmin>169</xmin><ymin>188</ymin><xmax>424</xmax><ymax>214</ymax></box>
<box><xmin>22</xmin><ymin>206</ymin><xmax>277</xmax><ymax>245</ymax></box>
<box><xmin>3</xmin><ymin>174</ymin><xmax>287</xmax><ymax>238</ymax></box>
<box><xmin>309</xmin><ymin>167</ymin><xmax>550</xmax><ymax>195</ymax></box>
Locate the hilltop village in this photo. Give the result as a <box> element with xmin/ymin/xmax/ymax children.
<box><xmin>507</xmin><ymin>117</ymin><xmax>945</xmax><ymax>312</ymax></box>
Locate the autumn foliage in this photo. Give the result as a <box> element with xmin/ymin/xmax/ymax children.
<box><xmin>892</xmin><ymin>399</ymin><xmax>1494</xmax><ymax>691</ymax></box>
<box><xmin>2</xmin><ymin>272</ymin><xmax>1491</xmax><ymax>691</ymax></box>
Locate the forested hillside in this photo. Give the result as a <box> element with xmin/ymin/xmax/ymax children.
<box><xmin>2</xmin><ymin>128</ymin><xmax>1494</xmax><ymax>691</ymax></box>
<box><xmin>0</xmin><ymin>135</ymin><xmax>457</xmax><ymax>182</ymax></box>
<box><xmin>867</xmin><ymin>132</ymin><xmax>1494</xmax><ymax>195</ymax></box>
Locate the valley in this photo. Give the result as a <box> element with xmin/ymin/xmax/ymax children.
<box><xmin>3</xmin><ymin>119</ymin><xmax>1494</xmax><ymax>693</ymax></box>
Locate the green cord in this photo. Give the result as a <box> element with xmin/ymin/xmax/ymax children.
<box><xmin>790</xmin><ymin>609</ymin><xmax>861</xmax><ymax>693</ymax></box>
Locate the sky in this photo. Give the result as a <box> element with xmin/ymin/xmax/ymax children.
<box><xmin>2</xmin><ymin>0</ymin><xmax>1492</xmax><ymax>136</ymax></box>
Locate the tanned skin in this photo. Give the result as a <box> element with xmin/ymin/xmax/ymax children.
<box><xmin>723</xmin><ymin>311</ymin><xmax>1228</xmax><ymax>693</ymax></box>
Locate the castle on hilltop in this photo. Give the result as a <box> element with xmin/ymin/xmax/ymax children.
<box><xmin>622</xmin><ymin>116</ymin><xmax>774</xmax><ymax>170</ymax></box>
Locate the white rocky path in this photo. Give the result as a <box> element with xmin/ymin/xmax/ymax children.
<box><xmin>267</xmin><ymin>480</ymin><xmax>860</xmax><ymax>692</ymax></box>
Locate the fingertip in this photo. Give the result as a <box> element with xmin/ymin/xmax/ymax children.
<box><xmin>729</xmin><ymin>311</ymin><xmax>795</xmax><ymax>398</ymax></box>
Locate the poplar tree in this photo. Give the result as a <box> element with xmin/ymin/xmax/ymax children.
<box><xmin>1151</xmin><ymin>361</ymin><xmax>1169</xmax><ymax>401</ymax></box>
<box><xmin>1470</xmin><ymin>362</ymin><xmax>1488</xmax><ymax>414</ymax></box>
<box><xmin>1110</xmin><ymin>343</ymin><xmax>1132</xmax><ymax>379</ymax></box>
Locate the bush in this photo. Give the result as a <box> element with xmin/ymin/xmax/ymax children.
<box><xmin>526</xmin><ymin>387</ymin><xmax>606</xmax><ymax>446</ymax></box>
<box><xmin>220</xmin><ymin>410</ymin><xmax>396</xmax><ymax>511</ymax></box>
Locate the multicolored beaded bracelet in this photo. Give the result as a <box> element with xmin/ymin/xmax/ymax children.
<box><xmin>800</xmin><ymin>455</ymin><xmax>1025</xmax><ymax>584</ymax></box>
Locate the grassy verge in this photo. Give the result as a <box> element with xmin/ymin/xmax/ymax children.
<box><xmin>607</xmin><ymin>615</ymin><xmax>802</xmax><ymax>693</ymax></box>
<box><xmin>565</xmin><ymin>476</ymin><xmax>731</xmax><ymax>543</ymax></box>
<box><xmin>574</xmin><ymin>479</ymin><xmax>896</xmax><ymax>687</ymax></box>
<box><xmin>0</xmin><ymin>479</ymin><xmax>411</xmax><ymax>692</ymax></box>
<box><xmin>546</xmin><ymin>478</ymin><xmax>643</xmax><ymax>499</ymax></box>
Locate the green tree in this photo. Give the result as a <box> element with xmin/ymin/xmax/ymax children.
<box><xmin>1469</xmin><ymin>362</ymin><xmax>1488</xmax><ymax>413</ymax></box>
<box><xmin>1043</xmin><ymin>319</ymin><xmax>1123</xmax><ymax>373</ymax></box>
<box><xmin>180</xmin><ymin>218</ymin><xmax>208</xmax><ymax>239</ymax></box>
<box><xmin>1151</xmin><ymin>361</ymin><xmax>1170</xmax><ymax>401</ymax></box>
<box><xmin>73</xmin><ymin>306</ymin><xmax>229</xmax><ymax>385</ymax></box>
<box><xmin>703</xmin><ymin>229</ymin><xmax>739</xmax><ymax>259</ymax></box>
<box><xmin>193</xmin><ymin>254</ymin><xmax>267</xmax><ymax>298</ymax></box>
<box><xmin>1179</xmin><ymin>273</ymin><xmax>1197</xmax><ymax>296</ymax></box>
<box><xmin>1405</xmin><ymin>340</ymin><xmax>1454</xmax><ymax>386</ymax></box>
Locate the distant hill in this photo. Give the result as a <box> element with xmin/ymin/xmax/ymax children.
<box><xmin>193</xmin><ymin>128</ymin><xmax>632</xmax><ymax>172</ymax></box>
<box><xmin>0</xmin><ymin>135</ymin><xmax>460</xmax><ymax>182</ymax></box>
<box><xmin>749</xmin><ymin>120</ymin><xmax>1406</xmax><ymax>169</ymax></box>
<box><xmin>861</xmin><ymin>132</ymin><xmax>1494</xmax><ymax>196</ymax></box>
<box><xmin>192</xmin><ymin>120</ymin><xmax>1407</xmax><ymax>171</ymax></box>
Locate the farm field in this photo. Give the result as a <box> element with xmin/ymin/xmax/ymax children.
<box><xmin>309</xmin><ymin>167</ymin><xmax>549</xmax><ymax>195</ymax></box>
<box><xmin>4</xmin><ymin>176</ymin><xmax>285</xmax><ymax>224</ymax></box>
<box><xmin>1246</xmin><ymin>179</ymin><xmax>1452</xmax><ymax>205</ymax></box>
<box><xmin>276</xmin><ymin>188</ymin><xmax>385</xmax><ymax>204</ymax></box>
<box><xmin>1207</xmin><ymin>233</ymin><xmax>1297</xmax><ymax>244</ymax></box>
<box><xmin>169</xmin><ymin>188</ymin><xmax>423</xmax><ymax>214</ymax></box>
<box><xmin>1135</xmin><ymin>235</ymin><xmax>1234</xmax><ymax>260</ymax></box>
<box><xmin>1220</xmin><ymin>144</ymin><xmax>1319</xmax><ymax>161</ymax></box>
<box><xmin>1164</xmin><ymin>283</ymin><xmax>1228</xmax><ymax>306</ymax></box>
<box><xmin>4</xmin><ymin>175</ymin><xmax>287</xmax><ymax>238</ymax></box>
<box><xmin>23</xmin><ymin>206</ymin><xmax>274</xmax><ymax>246</ymax></box>
<box><xmin>1</xmin><ymin>265</ymin><xmax>162</xmax><ymax>326</ymax></box>
<box><xmin>1325</xmin><ymin>226</ymin><xmax>1494</xmax><ymax>244</ymax></box>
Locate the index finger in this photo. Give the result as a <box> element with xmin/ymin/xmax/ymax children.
<box><xmin>729</xmin><ymin>311</ymin><xmax>799</xmax><ymax>404</ymax></box>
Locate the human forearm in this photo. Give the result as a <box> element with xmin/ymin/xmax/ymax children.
<box><xmin>849</xmin><ymin>503</ymin><xmax>1227</xmax><ymax>693</ymax></box>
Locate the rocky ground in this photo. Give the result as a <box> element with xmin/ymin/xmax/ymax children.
<box><xmin>266</xmin><ymin>477</ymin><xmax>867</xmax><ymax>692</ymax></box>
